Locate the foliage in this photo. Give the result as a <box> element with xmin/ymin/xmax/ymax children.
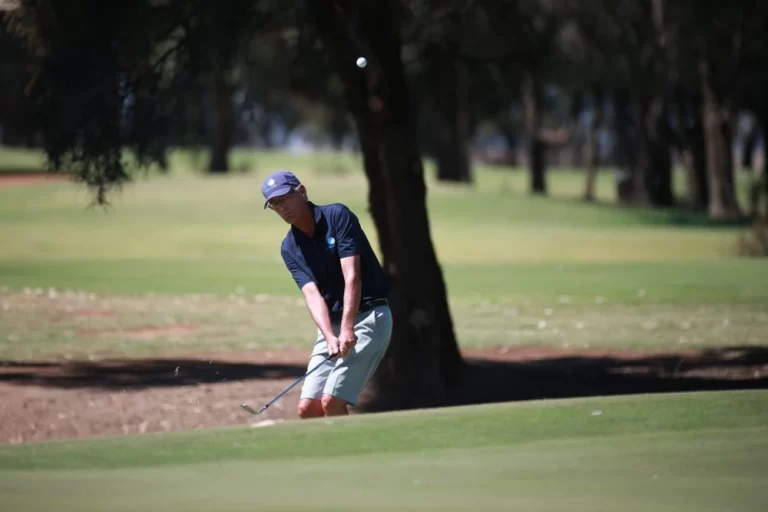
<box><xmin>737</xmin><ymin>219</ymin><xmax>768</xmax><ymax>257</ymax></box>
<box><xmin>3</xmin><ymin>0</ymin><xmax>280</xmax><ymax>203</ymax></box>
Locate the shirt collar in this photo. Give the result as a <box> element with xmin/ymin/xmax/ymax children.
<box><xmin>310</xmin><ymin>202</ymin><xmax>322</xmax><ymax>223</ymax></box>
<box><xmin>291</xmin><ymin>202</ymin><xmax>322</xmax><ymax>239</ymax></box>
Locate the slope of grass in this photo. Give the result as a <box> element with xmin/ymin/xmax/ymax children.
<box><xmin>0</xmin><ymin>391</ymin><xmax>766</xmax><ymax>511</ymax></box>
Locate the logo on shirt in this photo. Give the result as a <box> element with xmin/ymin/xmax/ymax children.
<box><xmin>327</xmin><ymin>237</ymin><xmax>336</xmax><ymax>249</ymax></box>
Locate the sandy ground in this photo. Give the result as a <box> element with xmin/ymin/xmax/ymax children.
<box><xmin>0</xmin><ymin>172</ymin><xmax>70</xmax><ymax>188</ymax></box>
<box><xmin>2</xmin><ymin>345</ymin><xmax>767</xmax><ymax>445</ymax></box>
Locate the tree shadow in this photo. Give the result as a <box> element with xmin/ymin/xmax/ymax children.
<box><xmin>358</xmin><ymin>345</ymin><xmax>768</xmax><ymax>413</ymax></box>
<box><xmin>451</xmin><ymin>345</ymin><xmax>768</xmax><ymax>407</ymax></box>
<box><xmin>555</xmin><ymin>195</ymin><xmax>753</xmax><ymax>228</ymax></box>
<box><xmin>0</xmin><ymin>358</ymin><xmax>307</xmax><ymax>391</ymax></box>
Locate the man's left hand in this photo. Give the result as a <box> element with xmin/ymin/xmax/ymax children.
<box><xmin>338</xmin><ymin>327</ymin><xmax>357</xmax><ymax>357</ymax></box>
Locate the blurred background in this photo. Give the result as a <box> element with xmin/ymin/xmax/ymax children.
<box><xmin>0</xmin><ymin>0</ymin><xmax>766</xmax><ymax>223</ymax></box>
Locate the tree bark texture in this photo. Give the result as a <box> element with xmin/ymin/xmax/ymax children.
<box><xmin>584</xmin><ymin>85</ymin><xmax>603</xmax><ymax>202</ymax></box>
<box><xmin>673</xmin><ymin>90</ymin><xmax>709</xmax><ymax>211</ymax></box>
<box><xmin>208</xmin><ymin>63</ymin><xmax>234</xmax><ymax>173</ymax></box>
<box><xmin>699</xmin><ymin>58</ymin><xmax>741</xmax><ymax>219</ymax></box>
<box><xmin>522</xmin><ymin>70</ymin><xmax>546</xmax><ymax>195</ymax></box>
<box><xmin>423</xmin><ymin>44</ymin><xmax>472</xmax><ymax>183</ymax></box>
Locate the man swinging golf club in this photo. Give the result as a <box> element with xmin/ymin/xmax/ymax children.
<box><xmin>261</xmin><ymin>170</ymin><xmax>393</xmax><ymax>418</ymax></box>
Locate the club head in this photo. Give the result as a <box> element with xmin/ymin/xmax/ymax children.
<box><xmin>241</xmin><ymin>403</ymin><xmax>263</xmax><ymax>415</ymax></box>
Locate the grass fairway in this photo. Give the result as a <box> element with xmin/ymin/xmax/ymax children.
<box><xmin>1</xmin><ymin>390</ymin><xmax>767</xmax><ymax>511</ymax></box>
<box><xmin>1</xmin><ymin>148</ymin><xmax>766</xmax><ymax>358</ymax></box>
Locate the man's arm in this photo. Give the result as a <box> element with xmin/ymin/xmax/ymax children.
<box><xmin>340</xmin><ymin>255</ymin><xmax>362</xmax><ymax>334</ymax></box>
<box><xmin>282</xmin><ymin>244</ymin><xmax>341</xmax><ymax>358</ymax></box>
<box><xmin>300</xmin><ymin>282</ymin><xmax>341</xmax><ymax>358</ymax></box>
<box><xmin>334</xmin><ymin>205</ymin><xmax>364</xmax><ymax>357</ymax></box>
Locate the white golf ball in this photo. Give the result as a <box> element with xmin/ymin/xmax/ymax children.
<box><xmin>356</xmin><ymin>57</ymin><xmax>367</xmax><ymax>68</ymax></box>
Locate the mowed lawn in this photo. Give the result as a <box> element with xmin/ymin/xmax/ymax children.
<box><xmin>1</xmin><ymin>390</ymin><xmax>767</xmax><ymax>512</ymax></box>
<box><xmin>0</xmin><ymin>147</ymin><xmax>767</xmax><ymax>359</ymax></box>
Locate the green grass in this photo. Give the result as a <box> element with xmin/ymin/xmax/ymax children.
<box><xmin>0</xmin><ymin>390</ymin><xmax>766</xmax><ymax>511</ymax></box>
<box><xmin>0</xmin><ymin>147</ymin><xmax>48</xmax><ymax>172</ymax></box>
<box><xmin>2</xmin><ymin>264</ymin><xmax>767</xmax><ymax>359</ymax></box>
<box><xmin>0</xmin><ymin>147</ymin><xmax>766</xmax><ymax>359</ymax></box>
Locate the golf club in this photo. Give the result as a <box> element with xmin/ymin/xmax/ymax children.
<box><xmin>241</xmin><ymin>353</ymin><xmax>334</xmax><ymax>416</ymax></box>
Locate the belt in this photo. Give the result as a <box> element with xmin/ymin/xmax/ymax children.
<box><xmin>359</xmin><ymin>298</ymin><xmax>388</xmax><ymax>314</ymax></box>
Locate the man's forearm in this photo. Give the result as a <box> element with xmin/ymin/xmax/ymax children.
<box><xmin>340</xmin><ymin>271</ymin><xmax>361</xmax><ymax>332</ymax></box>
<box><xmin>304</xmin><ymin>289</ymin><xmax>336</xmax><ymax>342</ymax></box>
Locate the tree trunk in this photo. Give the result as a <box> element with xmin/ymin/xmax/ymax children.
<box><xmin>752</xmin><ymin>107</ymin><xmax>768</xmax><ymax>219</ymax></box>
<box><xmin>673</xmin><ymin>90</ymin><xmax>710</xmax><ymax>211</ymax></box>
<box><xmin>208</xmin><ymin>63</ymin><xmax>233</xmax><ymax>173</ymax></box>
<box><xmin>613</xmin><ymin>89</ymin><xmax>638</xmax><ymax>203</ymax></box>
<box><xmin>699</xmin><ymin>58</ymin><xmax>741</xmax><ymax>219</ymax></box>
<box><xmin>569</xmin><ymin>90</ymin><xmax>585</xmax><ymax>168</ymax></box>
<box><xmin>522</xmin><ymin>70</ymin><xmax>546</xmax><ymax>194</ymax></box>
<box><xmin>309</xmin><ymin>0</ymin><xmax>465</xmax><ymax>411</ymax></box>
<box><xmin>644</xmin><ymin>0</ymin><xmax>674</xmax><ymax>207</ymax></box>
<box><xmin>584</xmin><ymin>85</ymin><xmax>603</xmax><ymax>202</ymax></box>
<box><xmin>423</xmin><ymin>45</ymin><xmax>472</xmax><ymax>183</ymax></box>
<box><xmin>644</xmin><ymin>95</ymin><xmax>674</xmax><ymax>207</ymax></box>
<box><xmin>613</xmin><ymin>88</ymin><xmax>653</xmax><ymax>205</ymax></box>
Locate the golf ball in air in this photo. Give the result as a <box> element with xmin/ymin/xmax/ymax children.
<box><xmin>356</xmin><ymin>57</ymin><xmax>367</xmax><ymax>68</ymax></box>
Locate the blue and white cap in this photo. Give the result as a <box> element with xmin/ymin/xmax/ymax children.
<box><xmin>261</xmin><ymin>170</ymin><xmax>301</xmax><ymax>208</ymax></box>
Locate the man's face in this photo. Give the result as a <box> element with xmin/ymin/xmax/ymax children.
<box><xmin>267</xmin><ymin>186</ymin><xmax>306</xmax><ymax>223</ymax></box>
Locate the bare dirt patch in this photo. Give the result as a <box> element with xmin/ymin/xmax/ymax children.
<box><xmin>0</xmin><ymin>173</ymin><xmax>70</xmax><ymax>188</ymax></box>
<box><xmin>77</xmin><ymin>324</ymin><xmax>200</xmax><ymax>341</ymax></box>
<box><xmin>1</xmin><ymin>345</ymin><xmax>766</xmax><ymax>446</ymax></box>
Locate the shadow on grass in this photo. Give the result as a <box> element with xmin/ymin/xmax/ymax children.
<box><xmin>556</xmin><ymin>195</ymin><xmax>754</xmax><ymax>229</ymax></box>
<box><xmin>1</xmin><ymin>346</ymin><xmax>766</xmax><ymax>408</ymax></box>
<box><xmin>0</xmin><ymin>358</ymin><xmax>307</xmax><ymax>390</ymax></box>
<box><xmin>357</xmin><ymin>345</ymin><xmax>768</xmax><ymax>413</ymax></box>
<box><xmin>451</xmin><ymin>345</ymin><xmax>768</xmax><ymax>407</ymax></box>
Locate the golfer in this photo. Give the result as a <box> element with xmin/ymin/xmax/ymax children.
<box><xmin>262</xmin><ymin>170</ymin><xmax>393</xmax><ymax>418</ymax></box>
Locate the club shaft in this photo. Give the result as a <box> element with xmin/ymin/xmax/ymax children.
<box><xmin>244</xmin><ymin>354</ymin><xmax>332</xmax><ymax>414</ymax></box>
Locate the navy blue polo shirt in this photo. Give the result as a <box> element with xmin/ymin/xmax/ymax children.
<box><xmin>280</xmin><ymin>202</ymin><xmax>390</xmax><ymax>322</ymax></box>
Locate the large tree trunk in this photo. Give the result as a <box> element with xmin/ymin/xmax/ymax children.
<box><xmin>309</xmin><ymin>0</ymin><xmax>465</xmax><ymax>411</ymax></box>
<box><xmin>208</xmin><ymin>63</ymin><xmax>234</xmax><ymax>173</ymax></box>
<box><xmin>522</xmin><ymin>70</ymin><xmax>546</xmax><ymax>194</ymax></box>
<box><xmin>422</xmin><ymin>44</ymin><xmax>472</xmax><ymax>183</ymax></box>
<box><xmin>583</xmin><ymin>85</ymin><xmax>603</xmax><ymax>202</ymax></box>
<box><xmin>699</xmin><ymin>58</ymin><xmax>741</xmax><ymax>219</ymax></box>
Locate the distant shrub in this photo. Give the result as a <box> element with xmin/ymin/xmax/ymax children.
<box><xmin>736</xmin><ymin>219</ymin><xmax>768</xmax><ymax>257</ymax></box>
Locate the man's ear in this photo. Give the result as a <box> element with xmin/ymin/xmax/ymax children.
<box><xmin>297</xmin><ymin>184</ymin><xmax>308</xmax><ymax>199</ymax></box>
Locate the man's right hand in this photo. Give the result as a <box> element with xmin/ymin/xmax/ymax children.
<box><xmin>326</xmin><ymin>336</ymin><xmax>342</xmax><ymax>359</ymax></box>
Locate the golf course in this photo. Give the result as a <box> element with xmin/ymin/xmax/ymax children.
<box><xmin>1</xmin><ymin>147</ymin><xmax>767</xmax><ymax>511</ymax></box>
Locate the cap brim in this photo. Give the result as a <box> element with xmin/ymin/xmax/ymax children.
<box><xmin>263</xmin><ymin>185</ymin><xmax>293</xmax><ymax>208</ymax></box>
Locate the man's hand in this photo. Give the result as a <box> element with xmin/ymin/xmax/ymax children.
<box><xmin>338</xmin><ymin>327</ymin><xmax>357</xmax><ymax>357</ymax></box>
<box><xmin>326</xmin><ymin>335</ymin><xmax>342</xmax><ymax>359</ymax></box>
